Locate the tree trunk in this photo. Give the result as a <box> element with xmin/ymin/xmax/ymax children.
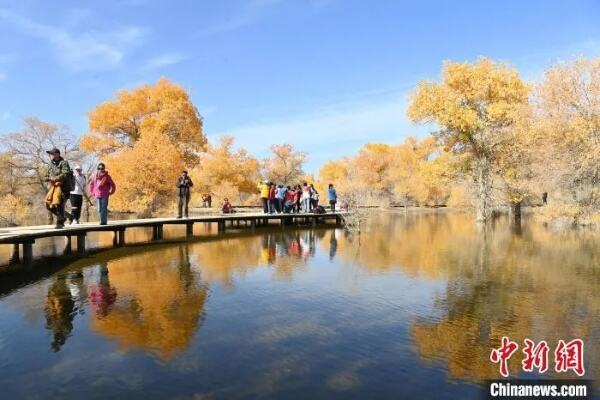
<box><xmin>475</xmin><ymin>155</ymin><xmax>491</xmax><ymax>223</ymax></box>
<box><xmin>509</xmin><ymin>200</ymin><xmax>521</xmax><ymax>223</ymax></box>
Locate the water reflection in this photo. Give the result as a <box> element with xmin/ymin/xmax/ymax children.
<box><xmin>45</xmin><ymin>275</ymin><xmax>77</xmax><ymax>352</ymax></box>
<box><xmin>330</xmin><ymin>212</ymin><xmax>600</xmax><ymax>382</ymax></box>
<box><xmin>89</xmin><ymin>245</ymin><xmax>208</xmax><ymax>360</ymax></box>
<box><xmin>2</xmin><ymin>213</ymin><xmax>600</xmax><ymax>399</ymax></box>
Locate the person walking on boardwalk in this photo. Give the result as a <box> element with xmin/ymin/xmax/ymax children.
<box><xmin>268</xmin><ymin>183</ymin><xmax>277</xmax><ymax>214</ymax></box>
<box><xmin>88</xmin><ymin>163</ymin><xmax>116</xmax><ymax>225</ymax></box>
<box><xmin>276</xmin><ymin>184</ymin><xmax>286</xmax><ymax>213</ymax></box>
<box><xmin>176</xmin><ymin>170</ymin><xmax>194</xmax><ymax>218</ymax></box>
<box><xmin>69</xmin><ymin>165</ymin><xmax>86</xmax><ymax>225</ymax></box>
<box><xmin>310</xmin><ymin>184</ymin><xmax>319</xmax><ymax>210</ymax></box>
<box><xmin>45</xmin><ymin>147</ymin><xmax>73</xmax><ymax>229</ymax></box>
<box><xmin>301</xmin><ymin>182</ymin><xmax>311</xmax><ymax>213</ymax></box>
<box><xmin>328</xmin><ymin>183</ymin><xmax>337</xmax><ymax>212</ymax></box>
<box><xmin>257</xmin><ymin>180</ymin><xmax>270</xmax><ymax>213</ymax></box>
<box><xmin>294</xmin><ymin>185</ymin><xmax>302</xmax><ymax>213</ymax></box>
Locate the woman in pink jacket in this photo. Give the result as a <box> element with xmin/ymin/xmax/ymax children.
<box><xmin>88</xmin><ymin>163</ymin><xmax>116</xmax><ymax>225</ymax></box>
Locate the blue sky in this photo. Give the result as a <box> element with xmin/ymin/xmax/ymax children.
<box><xmin>0</xmin><ymin>0</ymin><xmax>599</xmax><ymax>172</ymax></box>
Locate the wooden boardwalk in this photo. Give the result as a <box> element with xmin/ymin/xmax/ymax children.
<box><xmin>1</xmin><ymin>212</ymin><xmax>344</xmax><ymax>268</ymax></box>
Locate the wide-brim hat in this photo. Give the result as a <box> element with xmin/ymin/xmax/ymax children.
<box><xmin>46</xmin><ymin>147</ymin><xmax>60</xmax><ymax>154</ymax></box>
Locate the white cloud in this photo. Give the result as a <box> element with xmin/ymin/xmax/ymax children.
<box><xmin>0</xmin><ymin>8</ymin><xmax>144</xmax><ymax>71</ymax></box>
<box><xmin>142</xmin><ymin>53</ymin><xmax>186</xmax><ymax>71</ymax></box>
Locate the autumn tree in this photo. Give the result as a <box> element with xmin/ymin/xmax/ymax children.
<box><xmin>108</xmin><ymin>130</ymin><xmax>184</xmax><ymax>214</ymax></box>
<box><xmin>353</xmin><ymin>143</ymin><xmax>395</xmax><ymax>198</ymax></box>
<box><xmin>491</xmin><ymin>105</ymin><xmax>537</xmax><ymax>221</ymax></box>
<box><xmin>318</xmin><ymin>158</ymin><xmax>352</xmax><ymax>194</ymax></box>
<box><xmin>5</xmin><ymin>117</ymin><xmax>83</xmax><ymax>194</ymax></box>
<box><xmin>408</xmin><ymin>58</ymin><xmax>529</xmax><ymax>222</ymax></box>
<box><xmin>262</xmin><ymin>144</ymin><xmax>307</xmax><ymax>184</ymax></box>
<box><xmin>190</xmin><ymin>136</ymin><xmax>260</xmax><ymax>203</ymax></box>
<box><xmin>388</xmin><ymin>137</ymin><xmax>439</xmax><ymax>207</ymax></box>
<box><xmin>81</xmin><ymin>78</ymin><xmax>205</xmax><ymax>166</ymax></box>
<box><xmin>534</xmin><ymin>57</ymin><xmax>600</xmax><ymax>209</ymax></box>
<box><xmin>0</xmin><ymin>117</ymin><xmax>86</xmax><ymax>224</ymax></box>
<box><xmin>0</xmin><ymin>194</ymin><xmax>30</xmax><ymax>226</ymax></box>
<box><xmin>415</xmin><ymin>149</ymin><xmax>455</xmax><ymax>206</ymax></box>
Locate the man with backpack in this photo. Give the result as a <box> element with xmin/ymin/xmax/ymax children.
<box><xmin>45</xmin><ymin>147</ymin><xmax>73</xmax><ymax>229</ymax></box>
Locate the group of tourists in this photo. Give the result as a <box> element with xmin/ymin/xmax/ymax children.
<box><xmin>45</xmin><ymin>147</ymin><xmax>115</xmax><ymax>229</ymax></box>
<box><xmin>256</xmin><ymin>181</ymin><xmax>337</xmax><ymax>214</ymax></box>
<box><xmin>44</xmin><ymin>148</ymin><xmax>339</xmax><ymax>229</ymax></box>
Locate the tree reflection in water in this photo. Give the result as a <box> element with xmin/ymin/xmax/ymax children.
<box><xmin>325</xmin><ymin>212</ymin><xmax>600</xmax><ymax>383</ymax></box>
<box><xmin>36</xmin><ymin>214</ymin><xmax>600</xmax><ymax>386</ymax></box>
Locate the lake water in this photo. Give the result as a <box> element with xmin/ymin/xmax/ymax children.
<box><xmin>0</xmin><ymin>211</ymin><xmax>599</xmax><ymax>399</ymax></box>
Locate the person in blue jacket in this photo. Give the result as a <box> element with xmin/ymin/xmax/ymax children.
<box><xmin>328</xmin><ymin>184</ymin><xmax>337</xmax><ymax>212</ymax></box>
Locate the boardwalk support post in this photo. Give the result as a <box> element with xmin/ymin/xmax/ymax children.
<box><xmin>152</xmin><ymin>224</ymin><xmax>164</xmax><ymax>240</ymax></box>
<box><xmin>186</xmin><ymin>222</ymin><xmax>194</xmax><ymax>237</ymax></box>
<box><xmin>22</xmin><ymin>239</ymin><xmax>34</xmax><ymax>269</ymax></box>
<box><xmin>111</xmin><ymin>228</ymin><xmax>126</xmax><ymax>247</ymax></box>
<box><xmin>117</xmin><ymin>229</ymin><xmax>125</xmax><ymax>247</ymax></box>
<box><xmin>76</xmin><ymin>233</ymin><xmax>86</xmax><ymax>255</ymax></box>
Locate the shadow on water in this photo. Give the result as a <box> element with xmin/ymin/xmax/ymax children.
<box><xmin>0</xmin><ymin>211</ymin><xmax>599</xmax><ymax>399</ymax></box>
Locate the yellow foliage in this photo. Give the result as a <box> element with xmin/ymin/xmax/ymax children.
<box><xmin>262</xmin><ymin>144</ymin><xmax>307</xmax><ymax>184</ymax></box>
<box><xmin>408</xmin><ymin>58</ymin><xmax>529</xmax><ymax>145</ymax></box>
<box><xmin>0</xmin><ymin>194</ymin><xmax>30</xmax><ymax>226</ymax></box>
<box><xmin>446</xmin><ymin>182</ymin><xmax>472</xmax><ymax>208</ymax></box>
<box><xmin>534</xmin><ymin>57</ymin><xmax>600</xmax><ymax>206</ymax></box>
<box><xmin>318</xmin><ymin>136</ymin><xmax>456</xmax><ymax>207</ymax></box>
<box><xmin>82</xmin><ymin>78</ymin><xmax>205</xmax><ymax>165</ymax></box>
<box><xmin>190</xmin><ymin>136</ymin><xmax>260</xmax><ymax>204</ymax></box>
<box><xmin>107</xmin><ymin>130</ymin><xmax>184</xmax><ymax>213</ymax></box>
<box><xmin>353</xmin><ymin>143</ymin><xmax>395</xmax><ymax>195</ymax></box>
<box><xmin>407</xmin><ymin>58</ymin><xmax>529</xmax><ymax>221</ymax></box>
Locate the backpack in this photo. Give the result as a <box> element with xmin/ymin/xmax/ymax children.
<box><xmin>61</xmin><ymin>161</ymin><xmax>74</xmax><ymax>192</ymax></box>
<box><xmin>315</xmin><ymin>205</ymin><xmax>326</xmax><ymax>214</ymax></box>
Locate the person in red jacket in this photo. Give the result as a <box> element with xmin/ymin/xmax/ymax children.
<box><xmin>268</xmin><ymin>183</ymin><xmax>277</xmax><ymax>214</ymax></box>
<box><xmin>222</xmin><ymin>198</ymin><xmax>235</xmax><ymax>214</ymax></box>
<box><xmin>283</xmin><ymin>186</ymin><xmax>295</xmax><ymax>213</ymax></box>
<box><xmin>88</xmin><ymin>163</ymin><xmax>116</xmax><ymax>225</ymax></box>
